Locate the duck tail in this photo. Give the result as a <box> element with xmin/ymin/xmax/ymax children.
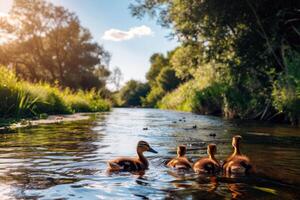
<box><xmin>107</xmin><ymin>162</ymin><xmax>122</xmax><ymax>171</ymax></box>
<box><xmin>240</xmin><ymin>161</ymin><xmax>253</xmax><ymax>174</ymax></box>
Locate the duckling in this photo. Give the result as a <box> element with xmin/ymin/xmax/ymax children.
<box><xmin>107</xmin><ymin>141</ymin><xmax>157</xmax><ymax>172</ymax></box>
<box><xmin>223</xmin><ymin>135</ymin><xmax>253</xmax><ymax>174</ymax></box>
<box><xmin>193</xmin><ymin>144</ymin><xmax>220</xmax><ymax>174</ymax></box>
<box><xmin>166</xmin><ymin>145</ymin><xmax>192</xmax><ymax>170</ymax></box>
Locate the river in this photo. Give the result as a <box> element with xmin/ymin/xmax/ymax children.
<box><xmin>0</xmin><ymin>108</ymin><xmax>299</xmax><ymax>199</ymax></box>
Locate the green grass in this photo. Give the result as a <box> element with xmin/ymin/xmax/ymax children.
<box><xmin>0</xmin><ymin>66</ymin><xmax>110</xmax><ymax>120</ymax></box>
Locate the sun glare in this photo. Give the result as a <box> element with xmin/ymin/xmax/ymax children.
<box><xmin>0</xmin><ymin>0</ymin><xmax>13</xmax><ymax>13</ymax></box>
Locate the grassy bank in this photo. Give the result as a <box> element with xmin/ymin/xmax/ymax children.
<box><xmin>158</xmin><ymin>50</ymin><xmax>300</xmax><ymax>125</ymax></box>
<box><xmin>0</xmin><ymin>66</ymin><xmax>110</xmax><ymax>121</ymax></box>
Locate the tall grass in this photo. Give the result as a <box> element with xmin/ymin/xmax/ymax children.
<box><xmin>0</xmin><ymin>66</ymin><xmax>110</xmax><ymax>119</ymax></box>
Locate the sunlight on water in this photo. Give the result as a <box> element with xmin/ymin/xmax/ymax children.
<box><xmin>0</xmin><ymin>108</ymin><xmax>299</xmax><ymax>199</ymax></box>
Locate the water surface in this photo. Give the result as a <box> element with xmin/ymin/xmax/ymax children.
<box><xmin>0</xmin><ymin>108</ymin><xmax>299</xmax><ymax>199</ymax></box>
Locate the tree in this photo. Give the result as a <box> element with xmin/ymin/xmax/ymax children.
<box><xmin>0</xmin><ymin>0</ymin><xmax>110</xmax><ymax>89</ymax></box>
<box><xmin>170</xmin><ymin>43</ymin><xmax>202</xmax><ymax>80</ymax></box>
<box><xmin>130</xmin><ymin>0</ymin><xmax>300</xmax><ymax>122</ymax></box>
<box><xmin>146</xmin><ymin>53</ymin><xmax>168</xmax><ymax>85</ymax></box>
<box><xmin>110</xmin><ymin>67</ymin><xmax>123</xmax><ymax>91</ymax></box>
<box><xmin>157</xmin><ymin>67</ymin><xmax>180</xmax><ymax>91</ymax></box>
<box><xmin>119</xmin><ymin>80</ymin><xmax>150</xmax><ymax>106</ymax></box>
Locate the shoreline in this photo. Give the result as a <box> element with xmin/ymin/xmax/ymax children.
<box><xmin>0</xmin><ymin>113</ymin><xmax>91</xmax><ymax>131</ymax></box>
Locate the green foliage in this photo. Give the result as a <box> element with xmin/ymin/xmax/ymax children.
<box><xmin>146</xmin><ymin>53</ymin><xmax>169</xmax><ymax>85</ymax></box>
<box><xmin>158</xmin><ymin>79</ymin><xmax>198</xmax><ymax>112</ymax></box>
<box><xmin>131</xmin><ymin>0</ymin><xmax>300</xmax><ymax>124</ymax></box>
<box><xmin>272</xmin><ymin>49</ymin><xmax>300</xmax><ymax>124</ymax></box>
<box><xmin>0</xmin><ymin>0</ymin><xmax>111</xmax><ymax>90</ymax></box>
<box><xmin>159</xmin><ymin>77</ymin><xmax>226</xmax><ymax>114</ymax></box>
<box><xmin>118</xmin><ymin>80</ymin><xmax>150</xmax><ymax>107</ymax></box>
<box><xmin>157</xmin><ymin>67</ymin><xmax>181</xmax><ymax>91</ymax></box>
<box><xmin>142</xmin><ymin>86</ymin><xmax>165</xmax><ymax>108</ymax></box>
<box><xmin>0</xmin><ymin>66</ymin><xmax>110</xmax><ymax>119</ymax></box>
<box><xmin>192</xmin><ymin>83</ymin><xmax>225</xmax><ymax>115</ymax></box>
<box><xmin>170</xmin><ymin>44</ymin><xmax>202</xmax><ymax>80</ymax></box>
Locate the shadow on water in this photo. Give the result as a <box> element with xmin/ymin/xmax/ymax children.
<box><xmin>0</xmin><ymin>108</ymin><xmax>299</xmax><ymax>199</ymax></box>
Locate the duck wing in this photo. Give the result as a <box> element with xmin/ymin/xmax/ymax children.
<box><xmin>108</xmin><ymin>157</ymin><xmax>145</xmax><ymax>171</ymax></box>
<box><xmin>226</xmin><ymin>156</ymin><xmax>253</xmax><ymax>174</ymax></box>
<box><xmin>167</xmin><ymin>157</ymin><xmax>192</xmax><ymax>169</ymax></box>
<box><xmin>193</xmin><ymin>158</ymin><xmax>220</xmax><ymax>174</ymax></box>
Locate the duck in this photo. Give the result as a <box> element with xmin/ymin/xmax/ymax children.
<box><xmin>166</xmin><ymin>145</ymin><xmax>192</xmax><ymax>170</ymax></box>
<box><xmin>193</xmin><ymin>144</ymin><xmax>220</xmax><ymax>174</ymax></box>
<box><xmin>222</xmin><ymin>135</ymin><xmax>253</xmax><ymax>174</ymax></box>
<box><xmin>107</xmin><ymin>140</ymin><xmax>157</xmax><ymax>172</ymax></box>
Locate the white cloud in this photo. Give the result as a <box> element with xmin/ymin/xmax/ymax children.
<box><xmin>102</xmin><ymin>25</ymin><xmax>153</xmax><ymax>41</ymax></box>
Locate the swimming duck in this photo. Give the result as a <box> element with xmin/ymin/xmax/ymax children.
<box><xmin>166</xmin><ymin>145</ymin><xmax>192</xmax><ymax>170</ymax></box>
<box><xmin>223</xmin><ymin>135</ymin><xmax>253</xmax><ymax>174</ymax></box>
<box><xmin>193</xmin><ymin>144</ymin><xmax>220</xmax><ymax>174</ymax></box>
<box><xmin>107</xmin><ymin>141</ymin><xmax>157</xmax><ymax>172</ymax></box>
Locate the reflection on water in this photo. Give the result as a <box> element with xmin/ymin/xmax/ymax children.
<box><xmin>0</xmin><ymin>108</ymin><xmax>299</xmax><ymax>199</ymax></box>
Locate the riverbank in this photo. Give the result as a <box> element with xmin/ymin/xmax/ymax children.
<box><xmin>0</xmin><ymin>113</ymin><xmax>92</xmax><ymax>131</ymax></box>
<box><xmin>0</xmin><ymin>66</ymin><xmax>111</xmax><ymax>120</ymax></box>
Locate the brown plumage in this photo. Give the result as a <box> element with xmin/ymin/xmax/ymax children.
<box><xmin>166</xmin><ymin>145</ymin><xmax>192</xmax><ymax>170</ymax></box>
<box><xmin>107</xmin><ymin>141</ymin><xmax>157</xmax><ymax>172</ymax></box>
<box><xmin>223</xmin><ymin>135</ymin><xmax>254</xmax><ymax>174</ymax></box>
<box><xmin>193</xmin><ymin>144</ymin><xmax>220</xmax><ymax>174</ymax></box>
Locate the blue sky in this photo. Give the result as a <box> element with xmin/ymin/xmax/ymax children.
<box><xmin>0</xmin><ymin>0</ymin><xmax>178</xmax><ymax>86</ymax></box>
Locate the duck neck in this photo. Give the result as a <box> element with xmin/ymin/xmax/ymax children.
<box><xmin>233</xmin><ymin>145</ymin><xmax>241</xmax><ymax>156</ymax></box>
<box><xmin>209</xmin><ymin>154</ymin><xmax>219</xmax><ymax>165</ymax></box>
<box><xmin>137</xmin><ymin>150</ymin><xmax>148</xmax><ymax>168</ymax></box>
<box><xmin>209</xmin><ymin>154</ymin><xmax>216</xmax><ymax>162</ymax></box>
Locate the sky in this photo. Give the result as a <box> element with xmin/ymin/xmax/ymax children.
<box><xmin>0</xmin><ymin>0</ymin><xmax>178</xmax><ymax>87</ymax></box>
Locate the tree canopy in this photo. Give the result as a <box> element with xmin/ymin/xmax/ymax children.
<box><xmin>130</xmin><ymin>0</ymin><xmax>300</xmax><ymax>124</ymax></box>
<box><xmin>0</xmin><ymin>0</ymin><xmax>111</xmax><ymax>90</ymax></box>
<box><xmin>118</xmin><ymin>80</ymin><xmax>150</xmax><ymax>107</ymax></box>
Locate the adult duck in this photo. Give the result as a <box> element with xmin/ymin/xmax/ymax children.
<box><xmin>166</xmin><ymin>145</ymin><xmax>192</xmax><ymax>170</ymax></box>
<box><xmin>223</xmin><ymin>135</ymin><xmax>254</xmax><ymax>174</ymax></box>
<box><xmin>107</xmin><ymin>140</ymin><xmax>157</xmax><ymax>172</ymax></box>
<box><xmin>193</xmin><ymin>144</ymin><xmax>220</xmax><ymax>174</ymax></box>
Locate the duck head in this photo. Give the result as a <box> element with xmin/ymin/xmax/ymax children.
<box><xmin>232</xmin><ymin>135</ymin><xmax>242</xmax><ymax>148</ymax></box>
<box><xmin>177</xmin><ymin>145</ymin><xmax>187</xmax><ymax>157</ymax></box>
<box><xmin>137</xmin><ymin>141</ymin><xmax>158</xmax><ymax>154</ymax></box>
<box><xmin>207</xmin><ymin>144</ymin><xmax>217</xmax><ymax>158</ymax></box>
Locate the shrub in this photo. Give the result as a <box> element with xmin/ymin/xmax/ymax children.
<box><xmin>142</xmin><ymin>86</ymin><xmax>165</xmax><ymax>108</ymax></box>
<box><xmin>272</xmin><ymin>49</ymin><xmax>300</xmax><ymax>124</ymax></box>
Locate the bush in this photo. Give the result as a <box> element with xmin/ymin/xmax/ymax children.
<box><xmin>272</xmin><ymin>49</ymin><xmax>300</xmax><ymax>124</ymax></box>
<box><xmin>158</xmin><ymin>79</ymin><xmax>225</xmax><ymax>114</ymax></box>
<box><xmin>192</xmin><ymin>83</ymin><xmax>225</xmax><ymax>115</ymax></box>
<box><xmin>158</xmin><ymin>80</ymin><xmax>197</xmax><ymax>112</ymax></box>
<box><xmin>142</xmin><ymin>86</ymin><xmax>165</xmax><ymax>108</ymax></box>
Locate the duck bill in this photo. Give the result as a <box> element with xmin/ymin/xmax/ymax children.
<box><xmin>148</xmin><ymin>147</ymin><xmax>158</xmax><ymax>154</ymax></box>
